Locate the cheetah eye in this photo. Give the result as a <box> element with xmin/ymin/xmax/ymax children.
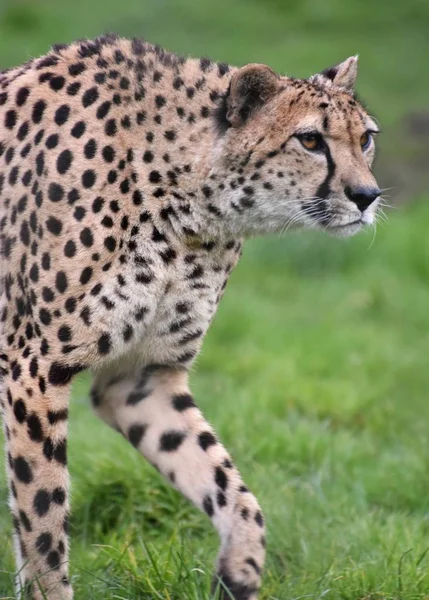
<box><xmin>360</xmin><ymin>131</ymin><xmax>372</xmax><ymax>151</ymax></box>
<box><xmin>297</xmin><ymin>132</ymin><xmax>324</xmax><ymax>152</ymax></box>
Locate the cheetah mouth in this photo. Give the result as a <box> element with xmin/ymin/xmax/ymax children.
<box><xmin>328</xmin><ymin>218</ymin><xmax>363</xmax><ymax>230</ymax></box>
<box><xmin>324</xmin><ymin>218</ymin><xmax>364</xmax><ymax>236</ymax></box>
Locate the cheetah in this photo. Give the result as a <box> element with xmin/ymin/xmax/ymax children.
<box><xmin>0</xmin><ymin>34</ymin><xmax>381</xmax><ymax>600</ymax></box>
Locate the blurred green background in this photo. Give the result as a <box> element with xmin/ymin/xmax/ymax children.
<box><xmin>1</xmin><ymin>1</ymin><xmax>429</xmax><ymax>599</ymax></box>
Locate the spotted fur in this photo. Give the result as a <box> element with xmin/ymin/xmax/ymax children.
<box><xmin>0</xmin><ymin>34</ymin><xmax>380</xmax><ymax>599</ymax></box>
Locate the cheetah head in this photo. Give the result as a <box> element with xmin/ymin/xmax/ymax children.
<box><xmin>212</xmin><ymin>57</ymin><xmax>381</xmax><ymax>237</ymax></box>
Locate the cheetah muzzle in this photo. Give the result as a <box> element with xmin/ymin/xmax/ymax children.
<box><xmin>0</xmin><ymin>34</ymin><xmax>380</xmax><ymax>600</ymax></box>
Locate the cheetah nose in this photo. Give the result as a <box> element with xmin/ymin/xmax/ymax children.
<box><xmin>344</xmin><ymin>185</ymin><xmax>381</xmax><ymax>212</ymax></box>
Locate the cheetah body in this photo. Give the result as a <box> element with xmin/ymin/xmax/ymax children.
<box><xmin>0</xmin><ymin>34</ymin><xmax>380</xmax><ymax>599</ymax></box>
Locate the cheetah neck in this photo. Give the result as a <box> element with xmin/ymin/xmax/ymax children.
<box><xmin>119</xmin><ymin>50</ymin><xmax>239</xmax><ymax>243</ymax></box>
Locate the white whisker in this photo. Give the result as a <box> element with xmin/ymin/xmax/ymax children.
<box><xmin>367</xmin><ymin>221</ymin><xmax>377</xmax><ymax>250</ymax></box>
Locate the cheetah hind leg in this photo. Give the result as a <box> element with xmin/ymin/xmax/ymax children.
<box><xmin>91</xmin><ymin>365</ymin><xmax>266</xmax><ymax>600</ymax></box>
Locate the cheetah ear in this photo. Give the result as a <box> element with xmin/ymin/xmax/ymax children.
<box><xmin>226</xmin><ymin>64</ymin><xmax>280</xmax><ymax>127</ymax></box>
<box><xmin>318</xmin><ymin>56</ymin><xmax>358</xmax><ymax>91</ymax></box>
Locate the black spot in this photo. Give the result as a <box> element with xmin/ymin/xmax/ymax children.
<box><xmin>119</xmin><ymin>77</ymin><xmax>130</xmax><ymax>90</ymax></box>
<box><xmin>159</xmin><ymin>430</ymin><xmax>186</xmax><ymax>452</ymax></box>
<box><xmin>245</xmin><ymin>557</ymin><xmax>261</xmax><ymax>575</ymax></box>
<box><xmin>56</xmin><ymin>271</ymin><xmax>68</xmax><ymax>293</ymax></box>
<box><xmin>47</xmin><ymin>550</ymin><xmax>60</xmax><ymax>570</ymax></box>
<box><xmin>50</xmin><ymin>76</ymin><xmax>65</xmax><ymax>91</ymax></box>
<box><xmin>92</xmin><ymin>197</ymin><xmax>104</xmax><ymax>212</ymax></box>
<box><xmin>71</xmin><ymin>121</ymin><xmax>86</xmax><ymax>138</ymax></box>
<box><xmin>149</xmin><ymin>170</ymin><xmax>162</xmax><ymax>184</ymax></box>
<box><xmin>202</xmin><ymin>185</ymin><xmax>213</xmax><ymax>198</ymax></box>
<box><xmin>99</xmin><ymin>147</ymin><xmax>115</xmax><ymax>167</ymax></box>
<box><xmin>128</xmin><ymin>423</ymin><xmax>147</xmax><ymax>447</ymax></box>
<box><xmin>44</xmin><ymin>439</ymin><xmax>53</xmax><ymax>460</ymax></box>
<box><xmin>105</xmin><ymin>119</ymin><xmax>117</xmax><ymax>136</ymax></box>
<box><xmin>121</xmin><ymin>115</ymin><xmax>131</xmax><ymax>129</ymax></box>
<box><xmin>82</xmin><ymin>87</ymin><xmax>99</xmax><ymax>107</ymax></box>
<box><xmin>17</xmin><ymin>121</ymin><xmax>29</xmax><ymax>141</ymax></box>
<box><xmin>48</xmin><ymin>362</ymin><xmax>86</xmax><ymax>385</ymax></box>
<box><xmin>82</xmin><ymin>169</ymin><xmax>96</xmax><ymax>188</ymax></box>
<box><xmin>172</xmin><ymin>393</ymin><xmax>196</xmax><ymax>412</ymax></box>
<box><xmin>203</xmin><ymin>495</ymin><xmax>214</xmax><ymax>517</ymax></box>
<box><xmin>27</xmin><ymin>413</ymin><xmax>44</xmax><ymax>442</ymax></box>
<box><xmin>4</xmin><ymin>108</ymin><xmax>16</xmax><ymax>129</ymax></box>
<box><xmin>215</xmin><ymin>467</ymin><xmax>228</xmax><ymax>491</ymax></box>
<box><xmin>16</xmin><ymin>87</ymin><xmax>30</xmax><ymax>106</ymax></box>
<box><xmin>164</xmin><ymin>129</ymin><xmax>176</xmax><ymax>141</ymax></box>
<box><xmin>12</xmin><ymin>362</ymin><xmax>22</xmax><ymax>381</ymax></box>
<box><xmin>55</xmin><ymin>104</ymin><xmax>70</xmax><ymax>126</ymax></box>
<box><xmin>64</xmin><ymin>297</ymin><xmax>76</xmax><ymax>314</ymax></box>
<box><xmin>80</xmin><ymin>266</ymin><xmax>93</xmax><ymax>284</ymax></box>
<box><xmin>101</xmin><ymin>215</ymin><xmax>113</xmax><ymax>228</ymax></box>
<box><xmin>34</xmin><ymin>489</ymin><xmax>51</xmax><ymax>516</ymax></box>
<box><xmin>13</xmin><ymin>399</ymin><xmax>27</xmax><ymax>423</ymax></box>
<box><xmin>97</xmin><ymin>333</ymin><xmax>112</xmax><ymax>355</ymax></box>
<box><xmin>84</xmin><ymin>138</ymin><xmax>97</xmax><ymax>160</ymax></box>
<box><xmin>48</xmin><ymin>182</ymin><xmax>64</xmax><ymax>202</ymax></box>
<box><xmin>104</xmin><ymin>236</ymin><xmax>116</xmax><ymax>252</ymax></box>
<box><xmin>31</xmin><ymin>100</ymin><xmax>46</xmax><ymax>124</ymax></box>
<box><xmin>80</xmin><ymin>228</ymin><xmax>93</xmax><ymax>247</ymax></box>
<box><xmin>123</xmin><ymin>324</ymin><xmax>134</xmax><ymax>342</ymax></box>
<box><xmin>58</xmin><ymin>325</ymin><xmax>72</xmax><ymax>342</ymax></box>
<box><xmin>64</xmin><ymin>240</ymin><xmax>76</xmax><ymax>258</ymax></box>
<box><xmin>173</xmin><ymin>76</ymin><xmax>184</xmax><ymax>90</ymax></box>
<box><xmin>255</xmin><ymin>510</ymin><xmax>264</xmax><ymax>527</ymax></box>
<box><xmin>69</xmin><ymin>189</ymin><xmax>80</xmax><ymax>204</ymax></box>
<box><xmin>69</xmin><ymin>62</ymin><xmax>86</xmax><ymax>76</ymax></box>
<box><xmin>218</xmin><ymin>62</ymin><xmax>230</xmax><ymax>76</ymax></box>
<box><xmin>215</xmin><ymin>569</ymin><xmax>258</xmax><ymax>600</ymax></box>
<box><xmin>120</xmin><ymin>179</ymin><xmax>130</xmax><ymax>194</ymax></box>
<box><xmin>52</xmin><ymin>487</ymin><xmax>66</xmax><ymax>504</ymax></box>
<box><xmin>45</xmin><ymin>216</ymin><xmax>63</xmax><ymax>236</ymax></box>
<box><xmin>91</xmin><ymin>283</ymin><xmax>102</xmax><ymax>296</ymax></box>
<box><xmin>96</xmin><ymin>101</ymin><xmax>111</xmax><ymax>120</ymax></box>
<box><xmin>155</xmin><ymin>95</ymin><xmax>166</xmax><ymax>109</ymax></box>
<box><xmin>35</xmin><ymin>150</ymin><xmax>45</xmax><ymax>176</ymax></box>
<box><xmin>36</xmin><ymin>532</ymin><xmax>52</xmax><ymax>555</ymax></box>
<box><xmin>57</xmin><ymin>150</ymin><xmax>73</xmax><ymax>174</ymax></box>
<box><xmin>19</xmin><ymin>510</ymin><xmax>32</xmax><ymax>532</ymax></box>
<box><xmin>217</xmin><ymin>491</ymin><xmax>227</xmax><ymax>507</ymax></box>
<box><xmin>53</xmin><ymin>440</ymin><xmax>67</xmax><ymax>464</ymax></box>
<box><xmin>67</xmin><ymin>81</ymin><xmax>81</xmax><ymax>96</ymax></box>
<box><xmin>107</xmin><ymin>169</ymin><xmax>117</xmax><ymax>184</ymax></box>
<box><xmin>14</xmin><ymin>456</ymin><xmax>33</xmax><ymax>483</ymax></box>
<box><xmin>198</xmin><ymin>431</ymin><xmax>217</xmax><ymax>451</ymax></box>
<box><xmin>176</xmin><ymin>302</ymin><xmax>190</xmax><ymax>314</ymax></box>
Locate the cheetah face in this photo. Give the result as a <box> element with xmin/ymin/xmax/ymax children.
<box><xmin>214</xmin><ymin>57</ymin><xmax>381</xmax><ymax>238</ymax></box>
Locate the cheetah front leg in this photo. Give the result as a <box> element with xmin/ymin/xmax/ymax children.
<box><xmin>1</xmin><ymin>352</ymin><xmax>73</xmax><ymax>600</ymax></box>
<box><xmin>92</xmin><ymin>365</ymin><xmax>266</xmax><ymax>600</ymax></box>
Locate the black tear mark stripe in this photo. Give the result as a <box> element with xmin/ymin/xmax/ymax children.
<box><xmin>316</xmin><ymin>142</ymin><xmax>336</xmax><ymax>200</ymax></box>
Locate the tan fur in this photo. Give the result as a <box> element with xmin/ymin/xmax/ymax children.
<box><xmin>0</xmin><ymin>35</ymin><xmax>380</xmax><ymax>599</ymax></box>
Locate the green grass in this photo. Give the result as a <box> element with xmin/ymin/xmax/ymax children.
<box><xmin>1</xmin><ymin>0</ymin><xmax>429</xmax><ymax>598</ymax></box>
